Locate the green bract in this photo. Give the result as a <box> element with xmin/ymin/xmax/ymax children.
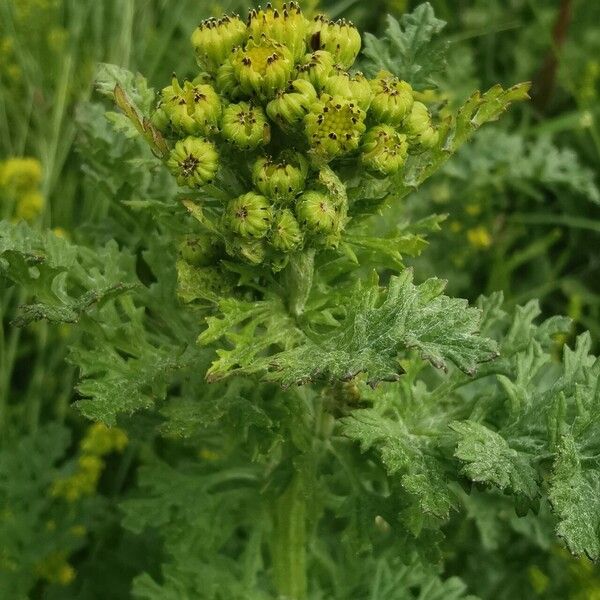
<box><xmin>270</xmin><ymin>208</ymin><xmax>303</xmax><ymax>251</ymax></box>
<box><xmin>225</xmin><ymin>192</ymin><xmax>273</xmax><ymax>238</ymax></box>
<box><xmin>404</xmin><ymin>100</ymin><xmax>439</xmax><ymax>152</ymax></box>
<box><xmin>191</xmin><ymin>15</ymin><xmax>247</xmax><ymax>74</ymax></box>
<box><xmin>296</xmin><ymin>50</ymin><xmax>335</xmax><ymax>90</ymax></box>
<box><xmin>307</xmin><ymin>16</ymin><xmax>361</xmax><ymax>68</ymax></box>
<box><xmin>247</xmin><ymin>2</ymin><xmax>308</xmax><ymax>61</ymax></box>
<box><xmin>369</xmin><ymin>70</ymin><xmax>414</xmax><ymax>126</ymax></box>
<box><xmin>166</xmin><ymin>137</ymin><xmax>218</xmax><ymax>187</ymax></box>
<box><xmin>323</xmin><ymin>70</ymin><xmax>373</xmax><ymax>110</ymax></box>
<box><xmin>266</xmin><ymin>79</ymin><xmax>317</xmax><ymax>128</ymax></box>
<box><xmin>221</xmin><ymin>102</ymin><xmax>270</xmax><ymax>149</ymax></box>
<box><xmin>231</xmin><ymin>35</ymin><xmax>294</xmax><ymax>99</ymax></box>
<box><xmin>305</xmin><ymin>94</ymin><xmax>366</xmax><ymax>160</ymax></box>
<box><xmin>295</xmin><ymin>190</ymin><xmax>338</xmax><ymax>235</ymax></box>
<box><xmin>252</xmin><ymin>152</ymin><xmax>308</xmax><ymax>202</ymax></box>
<box><xmin>360</xmin><ymin>125</ymin><xmax>409</xmax><ymax>175</ymax></box>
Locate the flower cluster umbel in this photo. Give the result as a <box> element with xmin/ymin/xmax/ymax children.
<box><xmin>152</xmin><ymin>3</ymin><xmax>438</xmax><ymax>269</ymax></box>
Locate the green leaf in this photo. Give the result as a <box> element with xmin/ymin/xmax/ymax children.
<box><xmin>450</xmin><ymin>421</ymin><xmax>539</xmax><ymax>499</ymax></box>
<box><xmin>549</xmin><ymin>434</ymin><xmax>600</xmax><ymax>560</ymax></box>
<box><xmin>261</xmin><ymin>270</ymin><xmax>498</xmax><ymax>387</ymax></box>
<box><xmin>362</xmin><ymin>4</ymin><xmax>447</xmax><ymax>89</ymax></box>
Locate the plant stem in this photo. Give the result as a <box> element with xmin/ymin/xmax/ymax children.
<box><xmin>284</xmin><ymin>249</ymin><xmax>315</xmax><ymax>319</ymax></box>
<box><xmin>271</xmin><ymin>473</ymin><xmax>307</xmax><ymax>600</ymax></box>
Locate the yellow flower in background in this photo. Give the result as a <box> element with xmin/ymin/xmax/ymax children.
<box><xmin>528</xmin><ymin>565</ymin><xmax>550</xmax><ymax>594</ymax></box>
<box><xmin>36</xmin><ymin>551</ymin><xmax>75</xmax><ymax>586</ymax></box>
<box><xmin>14</xmin><ymin>190</ymin><xmax>44</xmax><ymax>221</ymax></box>
<box><xmin>0</xmin><ymin>157</ymin><xmax>43</xmax><ymax>191</ymax></box>
<box><xmin>465</xmin><ymin>202</ymin><xmax>482</xmax><ymax>216</ymax></box>
<box><xmin>467</xmin><ymin>226</ymin><xmax>492</xmax><ymax>249</ymax></box>
<box><xmin>81</xmin><ymin>422</ymin><xmax>128</xmax><ymax>456</ymax></box>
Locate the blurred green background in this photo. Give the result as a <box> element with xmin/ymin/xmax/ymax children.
<box><xmin>0</xmin><ymin>0</ymin><xmax>599</xmax><ymax>597</ymax></box>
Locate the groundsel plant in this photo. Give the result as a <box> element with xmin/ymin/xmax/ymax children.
<box><xmin>2</xmin><ymin>2</ymin><xmax>600</xmax><ymax>599</ymax></box>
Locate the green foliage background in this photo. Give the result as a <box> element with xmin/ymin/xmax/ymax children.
<box><xmin>1</xmin><ymin>0</ymin><xmax>599</xmax><ymax>598</ymax></box>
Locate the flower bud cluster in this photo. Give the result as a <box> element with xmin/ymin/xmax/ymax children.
<box><xmin>151</xmin><ymin>3</ymin><xmax>439</xmax><ymax>269</ymax></box>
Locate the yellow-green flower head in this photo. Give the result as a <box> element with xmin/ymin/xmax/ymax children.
<box><xmin>15</xmin><ymin>190</ymin><xmax>44</xmax><ymax>221</ymax></box>
<box><xmin>191</xmin><ymin>14</ymin><xmax>247</xmax><ymax>74</ymax></box>
<box><xmin>403</xmin><ymin>101</ymin><xmax>439</xmax><ymax>152</ymax></box>
<box><xmin>167</xmin><ymin>137</ymin><xmax>219</xmax><ymax>188</ymax></box>
<box><xmin>270</xmin><ymin>208</ymin><xmax>303</xmax><ymax>252</ymax></box>
<box><xmin>225</xmin><ymin>192</ymin><xmax>273</xmax><ymax>238</ymax></box>
<box><xmin>215</xmin><ymin>61</ymin><xmax>243</xmax><ymax>100</ymax></box>
<box><xmin>369</xmin><ymin>71</ymin><xmax>414</xmax><ymax>126</ymax></box>
<box><xmin>151</xmin><ymin>106</ymin><xmax>170</xmax><ymax>132</ymax></box>
<box><xmin>304</xmin><ymin>94</ymin><xmax>366</xmax><ymax>160</ymax></box>
<box><xmin>296</xmin><ymin>50</ymin><xmax>335</xmax><ymax>90</ymax></box>
<box><xmin>159</xmin><ymin>77</ymin><xmax>194</xmax><ymax>133</ymax></box>
<box><xmin>221</xmin><ymin>102</ymin><xmax>271</xmax><ymax>149</ymax></box>
<box><xmin>231</xmin><ymin>35</ymin><xmax>294</xmax><ymax>100</ymax></box>
<box><xmin>247</xmin><ymin>2</ymin><xmax>308</xmax><ymax>61</ymax></box>
<box><xmin>295</xmin><ymin>190</ymin><xmax>338</xmax><ymax>234</ymax></box>
<box><xmin>0</xmin><ymin>157</ymin><xmax>43</xmax><ymax>192</ymax></box>
<box><xmin>179</xmin><ymin>234</ymin><xmax>218</xmax><ymax>267</ymax></box>
<box><xmin>252</xmin><ymin>152</ymin><xmax>308</xmax><ymax>202</ymax></box>
<box><xmin>229</xmin><ymin>237</ymin><xmax>267</xmax><ymax>265</ymax></box>
<box><xmin>182</xmin><ymin>81</ymin><xmax>222</xmax><ymax>134</ymax></box>
<box><xmin>360</xmin><ymin>124</ymin><xmax>408</xmax><ymax>175</ymax></box>
<box><xmin>323</xmin><ymin>69</ymin><xmax>373</xmax><ymax>110</ymax></box>
<box><xmin>307</xmin><ymin>16</ymin><xmax>361</xmax><ymax>69</ymax></box>
<box><xmin>266</xmin><ymin>79</ymin><xmax>317</xmax><ymax>128</ymax></box>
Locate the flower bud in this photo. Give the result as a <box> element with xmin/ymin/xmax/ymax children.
<box><xmin>215</xmin><ymin>61</ymin><xmax>243</xmax><ymax>100</ymax></box>
<box><xmin>231</xmin><ymin>35</ymin><xmax>294</xmax><ymax>100</ymax></box>
<box><xmin>179</xmin><ymin>235</ymin><xmax>218</xmax><ymax>267</ymax></box>
<box><xmin>403</xmin><ymin>101</ymin><xmax>439</xmax><ymax>152</ymax></box>
<box><xmin>323</xmin><ymin>69</ymin><xmax>373</xmax><ymax>110</ymax></box>
<box><xmin>304</xmin><ymin>94</ymin><xmax>366</xmax><ymax>160</ymax></box>
<box><xmin>266</xmin><ymin>79</ymin><xmax>317</xmax><ymax>128</ymax></box>
<box><xmin>247</xmin><ymin>2</ymin><xmax>308</xmax><ymax>61</ymax></box>
<box><xmin>221</xmin><ymin>102</ymin><xmax>271</xmax><ymax>149</ymax></box>
<box><xmin>191</xmin><ymin>15</ymin><xmax>247</xmax><ymax>74</ymax></box>
<box><xmin>252</xmin><ymin>152</ymin><xmax>308</xmax><ymax>202</ymax></box>
<box><xmin>307</xmin><ymin>16</ymin><xmax>361</xmax><ymax>68</ymax></box>
<box><xmin>360</xmin><ymin>125</ymin><xmax>408</xmax><ymax>175</ymax></box>
<box><xmin>225</xmin><ymin>192</ymin><xmax>273</xmax><ymax>238</ymax></box>
<box><xmin>270</xmin><ymin>209</ymin><xmax>303</xmax><ymax>252</ymax></box>
<box><xmin>295</xmin><ymin>190</ymin><xmax>338</xmax><ymax>235</ymax></box>
<box><xmin>369</xmin><ymin>71</ymin><xmax>414</xmax><ymax>126</ymax></box>
<box><xmin>296</xmin><ymin>50</ymin><xmax>335</xmax><ymax>90</ymax></box>
<box><xmin>166</xmin><ymin>137</ymin><xmax>219</xmax><ymax>188</ymax></box>
<box><xmin>150</xmin><ymin>106</ymin><xmax>170</xmax><ymax>132</ymax></box>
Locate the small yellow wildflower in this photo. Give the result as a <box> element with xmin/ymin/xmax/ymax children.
<box><xmin>467</xmin><ymin>226</ymin><xmax>492</xmax><ymax>249</ymax></box>
<box><xmin>14</xmin><ymin>190</ymin><xmax>44</xmax><ymax>221</ymax></box>
<box><xmin>36</xmin><ymin>551</ymin><xmax>76</xmax><ymax>586</ymax></box>
<box><xmin>449</xmin><ymin>221</ymin><xmax>462</xmax><ymax>233</ymax></box>
<box><xmin>69</xmin><ymin>524</ymin><xmax>87</xmax><ymax>538</ymax></box>
<box><xmin>81</xmin><ymin>422</ymin><xmax>128</xmax><ymax>456</ymax></box>
<box><xmin>0</xmin><ymin>157</ymin><xmax>43</xmax><ymax>192</ymax></box>
<box><xmin>528</xmin><ymin>565</ymin><xmax>549</xmax><ymax>594</ymax></box>
<box><xmin>52</xmin><ymin>227</ymin><xmax>69</xmax><ymax>239</ymax></box>
<box><xmin>465</xmin><ymin>202</ymin><xmax>482</xmax><ymax>216</ymax></box>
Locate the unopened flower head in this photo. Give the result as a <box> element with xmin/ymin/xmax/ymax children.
<box><xmin>307</xmin><ymin>16</ymin><xmax>361</xmax><ymax>68</ymax></box>
<box><xmin>221</xmin><ymin>102</ymin><xmax>270</xmax><ymax>149</ymax></box>
<box><xmin>360</xmin><ymin>125</ymin><xmax>408</xmax><ymax>175</ymax></box>
<box><xmin>403</xmin><ymin>101</ymin><xmax>438</xmax><ymax>152</ymax></box>
<box><xmin>231</xmin><ymin>35</ymin><xmax>294</xmax><ymax>99</ymax></box>
<box><xmin>270</xmin><ymin>208</ymin><xmax>304</xmax><ymax>252</ymax></box>
<box><xmin>370</xmin><ymin>71</ymin><xmax>414</xmax><ymax>126</ymax></box>
<box><xmin>252</xmin><ymin>152</ymin><xmax>308</xmax><ymax>202</ymax></box>
<box><xmin>225</xmin><ymin>191</ymin><xmax>273</xmax><ymax>238</ymax></box>
<box><xmin>166</xmin><ymin>137</ymin><xmax>219</xmax><ymax>187</ymax></box>
<box><xmin>191</xmin><ymin>14</ymin><xmax>246</xmax><ymax>73</ymax></box>
<box><xmin>305</xmin><ymin>94</ymin><xmax>366</xmax><ymax>160</ymax></box>
<box><xmin>179</xmin><ymin>234</ymin><xmax>219</xmax><ymax>267</ymax></box>
<box><xmin>215</xmin><ymin>61</ymin><xmax>243</xmax><ymax>100</ymax></box>
<box><xmin>266</xmin><ymin>79</ymin><xmax>317</xmax><ymax>128</ymax></box>
<box><xmin>295</xmin><ymin>190</ymin><xmax>339</xmax><ymax>235</ymax></box>
<box><xmin>323</xmin><ymin>69</ymin><xmax>373</xmax><ymax>110</ymax></box>
<box><xmin>247</xmin><ymin>2</ymin><xmax>308</xmax><ymax>61</ymax></box>
<box><xmin>296</xmin><ymin>50</ymin><xmax>335</xmax><ymax>90</ymax></box>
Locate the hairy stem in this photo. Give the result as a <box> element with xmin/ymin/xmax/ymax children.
<box><xmin>284</xmin><ymin>249</ymin><xmax>315</xmax><ymax>319</ymax></box>
<box><xmin>271</xmin><ymin>474</ymin><xmax>307</xmax><ymax>600</ymax></box>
